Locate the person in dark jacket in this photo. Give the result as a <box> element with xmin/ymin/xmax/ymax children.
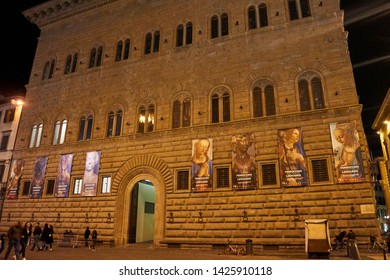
<box><xmin>91</xmin><ymin>227</ymin><xmax>97</xmax><ymax>251</ymax></box>
<box><xmin>46</xmin><ymin>225</ymin><xmax>54</xmax><ymax>250</ymax></box>
<box><xmin>31</xmin><ymin>222</ymin><xmax>42</xmax><ymax>251</ymax></box>
<box><xmin>40</xmin><ymin>223</ymin><xmax>50</xmax><ymax>250</ymax></box>
<box><xmin>20</xmin><ymin>222</ymin><xmax>32</xmax><ymax>260</ymax></box>
<box><xmin>84</xmin><ymin>226</ymin><xmax>90</xmax><ymax>247</ymax></box>
<box><xmin>4</xmin><ymin>221</ymin><xmax>22</xmax><ymax>260</ymax></box>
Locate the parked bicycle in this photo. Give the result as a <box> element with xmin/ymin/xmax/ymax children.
<box><xmin>367</xmin><ymin>236</ymin><xmax>388</xmax><ymax>253</ymax></box>
<box><xmin>224</xmin><ymin>239</ymin><xmax>246</xmax><ymax>255</ymax></box>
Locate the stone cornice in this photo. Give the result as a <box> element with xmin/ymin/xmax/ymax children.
<box><xmin>372</xmin><ymin>88</ymin><xmax>390</xmax><ymax>130</ymax></box>
<box><xmin>23</xmin><ymin>0</ymin><xmax>118</xmax><ymax>28</ymax></box>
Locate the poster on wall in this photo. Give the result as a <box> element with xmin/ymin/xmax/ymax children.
<box><xmin>191</xmin><ymin>138</ymin><xmax>213</xmax><ymax>191</ymax></box>
<box><xmin>232</xmin><ymin>133</ymin><xmax>256</xmax><ymax>190</ymax></box>
<box><xmin>55</xmin><ymin>153</ymin><xmax>74</xmax><ymax>197</ymax></box>
<box><xmin>277</xmin><ymin>128</ymin><xmax>308</xmax><ymax>187</ymax></box>
<box><xmin>330</xmin><ymin>122</ymin><xmax>364</xmax><ymax>183</ymax></box>
<box><xmin>81</xmin><ymin>151</ymin><xmax>101</xmax><ymax>196</ymax></box>
<box><xmin>6</xmin><ymin>159</ymin><xmax>24</xmax><ymax>199</ymax></box>
<box><xmin>29</xmin><ymin>157</ymin><xmax>48</xmax><ymax>198</ymax></box>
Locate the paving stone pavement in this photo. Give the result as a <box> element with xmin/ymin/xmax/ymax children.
<box><xmin>2</xmin><ymin>243</ymin><xmax>386</xmax><ymax>260</ymax></box>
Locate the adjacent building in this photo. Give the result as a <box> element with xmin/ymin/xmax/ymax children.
<box><xmin>0</xmin><ymin>0</ymin><xmax>380</xmax><ymax>249</ymax></box>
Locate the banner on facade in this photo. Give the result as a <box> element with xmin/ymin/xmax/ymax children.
<box><xmin>29</xmin><ymin>157</ymin><xmax>48</xmax><ymax>198</ymax></box>
<box><xmin>278</xmin><ymin>128</ymin><xmax>308</xmax><ymax>187</ymax></box>
<box><xmin>329</xmin><ymin>122</ymin><xmax>364</xmax><ymax>183</ymax></box>
<box><xmin>191</xmin><ymin>138</ymin><xmax>213</xmax><ymax>191</ymax></box>
<box><xmin>81</xmin><ymin>151</ymin><xmax>101</xmax><ymax>196</ymax></box>
<box><xmin>55</xmin><ymin>153</ymin><xmax>74</xmax><ymax>197</ymax></box>
<box><xmin>6</xmin><ymin>159</ymin><xmax>24</xmax><ymax>199</ymax></box>
<box><xmin>232</xmin><ymin>133</ymin><xmax>256</xmax><ymax>190</ymax></box>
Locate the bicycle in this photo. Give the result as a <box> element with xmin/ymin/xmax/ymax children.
<box><xmin>367</xmin><ymin>236</ymin><xmax>387</xmax><ymax>253</ymax></box>
<box><xmin>224</xmin><ymin>239</ymin><xmax>246</xmax><ymax>255</ymax></box>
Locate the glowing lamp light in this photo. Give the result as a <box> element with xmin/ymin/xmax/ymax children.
<box><xmin>11</xmin><ymin>98</ymin><xmax>25</xmax><ymax>106</ymax></box>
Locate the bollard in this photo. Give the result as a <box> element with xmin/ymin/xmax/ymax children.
<box><xmin>245</xmin><ymin>239</ymin><xmax>253</xmax><ymax>255</ymax></box>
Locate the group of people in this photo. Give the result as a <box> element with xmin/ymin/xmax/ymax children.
<box><xmin>0</xmin><ymin>221</ymin><xmax>55</xmax><ymax>260</ymax></box>
<box><xmin>84</xmin><ymin>226</ymin><xmax>98</xmax><ymax>251</ymax></box>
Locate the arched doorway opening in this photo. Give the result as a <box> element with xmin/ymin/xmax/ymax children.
<box><xmin>128</xmin><ymin>180</ymin><xmax>156</xmax><ymax>244</ymax></box>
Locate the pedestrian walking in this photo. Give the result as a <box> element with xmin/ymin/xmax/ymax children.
<box><xmin>20</xmin><ymin>222</ymin><xmax>32</xmax><ymax>260</ymax></box>
<box><xmin>91</xmin><ymin>227</ymin><xmax>97</xmax><ymax>251</ymax></box>
<box><xmin>84</xmin><ymin>226</ymin><xmax>90</xmax><ymax>247</ymax></box>
<box><xmin>40</xmin><ymin>223</ymin><xmax>50</xmax><ymax>250</ymax></box>
<box><xmin>4</xmin><ymin>221</ymin><xmax>22</xmax><ymax>260</ymax></box>
<box><xmin>47</xmin><ymin>225</ymin><xmax>54</xmax><ymax>251</ymax></box>
<box><xmin>31</xmin><ymin>222</ymin><xmax>42</xmax><ymax>251</ymax></box>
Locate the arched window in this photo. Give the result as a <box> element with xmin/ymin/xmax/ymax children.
<box><xmin>115</xmin><ymin>39</ymin><xmax>131</xmax><ymax>61</ymax></box>
<box><xmin>64</xmin><ymin>53</ymin><xmax>78</xmax><ymax>74</ymax></box>
<box><xmin>186</xmin><ymin>22</ymin><xmax>193</xmax><ymax>45</ymax></box>
<box><xmin>78</xmin><ymin>114</ymin><xmax>94</xmax><ymax>141</ymax></box>
<box><xmin>248</xmin><ymin>4</ymin><xmax>268</xmax><ymax>30</ymax></box>
<box><xmin>88</xmin><ymin>45</ymin><xmax>103</xmax><ymax>68</ymax></box>
<box><xmin>176</xmin><ymin>25</ymin><xmax>184</xmax><ymax>47</ymax></box>
<box><xmin>176</xmin><ymin>22</ymin><xmax>193</xmax><ymax>47</ymax></box>
<box><xmin>211</xmin><ymin>89</ymin><xmax>231</xmax><ymax>123</ymax></box>
<box><xmin>145</xmin><ymin>31</ymin><xmax>160</xmax><ymax>54</ymax></box>
<box><xmin>259</xmin><ymin>3</ymin><xmax>268</xmax><ymax>27</ymax></box>
<box><xmin>172</xmin><ymin>97</ymin><xmax>191</xmax><ymax>128</ymax></box>
<box><xmin>288</xmin><ymin>0</ymin><xmax>311</xmax><ymax>21</ymax></box>
<box><xmin>211</xmin><ymin>13</ymin><xmax>229</xmax><ymax>39</ymax></box>
<box><xmin>53</xmin><ymin>119</ymin><xmax>67</xmax><ymax>145</ymax></box>
<box><xmin>138</xmin><ymin>103</ymin><xmax>155</xmax><ymax>133</ymax></box>
<box><xmin>248</xmin><ymin>6</ymin><xmax>257</xmax><ymax>29</ymax></box>
<box><xmin>42</xmin><ymin>59</ymin><xmax>55</xmax><ymax>80</ymax></box>
<box><xmin>29</xmin><ymin>123</ymin><xmax>43</xmax><ymax>148</ymax></box>
<box><xmin>253</xmin><ymin>81</ymin><xmax>276</xmax><ymax>117</ymax></box>
<box><xmin>107</xmin><ymin>109</ymin><xmax>123</xmax><ymax>137</ymax></box>
<box><xmin>298</xmin><ymin>72</ymin><xmax>325</xmax><ymax>111</ymax></box>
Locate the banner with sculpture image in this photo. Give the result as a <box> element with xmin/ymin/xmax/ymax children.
<box><xmin>191</xmin><ymin>138</ymin><xmax>213</xmax><ymax>191</ymax></box>
<box><xmin>55</xmin><ymin>153</ymin><xmax>74</xmax><ymax>198</ymax></box>
<box><xmin>277</xmin><ymin>128</ymin><xmax>308</xmax><ymax>187</ymax></box>
<box><xmin>6</xmin><ymin>159</ymin><xmax>24</xmax><ymax>199</ymax></box>
<box><xmin>81</xmin><ymin>151</ymin><xmax>101</xmax><ymax>196</ymax></box>
<box><xmin>232</xmin><ymin>133</ymin><xmax>256</xmax><ymax>190</ymax></box>
<box><xmin>29</xmin><ymin>156</ymin><xmax>48</xmax><ymax>198</ymax></box>
<box><xmin>330</xmin><ymin>122</ymin><xmax>364</xmax><ymax>183</ymax></box>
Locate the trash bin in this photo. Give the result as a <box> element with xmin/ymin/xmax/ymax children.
<box><xmin>245</xmin><ymin>239</ymin><xmax>253</xmax><ymax>255</ymax></box>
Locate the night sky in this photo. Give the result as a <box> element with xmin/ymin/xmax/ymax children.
<box><xmin>1</xmin><ymin>0</ymin><xmax>389</xmax><ymax>156</ymax></box>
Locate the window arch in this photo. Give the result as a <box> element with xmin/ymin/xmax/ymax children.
<box><xmin>210</xmin><ymin>13</ymin><xmax>229</xmax><ymax>39</ymax></box>
<box><xmin>298</xmin><ymin>72</ymin><xmax>325</xmax><ymax>111</ymax></box>
<box><xmin>138</xmin><ymin>103</ymin><xmax>155</xmax><ymax>133</ymax></box>
<box><xmin>64</xmin><ymin>52</ymin><xmax>78</xmax><ymax>74</ymax></box>
<box><xmin>29</xmin><ymin>123</ymin><xmax>44</xmax><ymax>148</ymax></box>
<box><xmin>211</xmin><ymin>88</ymin><xmax>231</xmax><ymax>123</ymax></box>
<box><xmin>53</xmin><ymin>119</ymin><xmax>68</xmax><ymax>145</ymax></box>
<box><xmin>115</xmin><ymin>38</ymin><xmax>131</xmax><ymax>61</ymax></box>
<box><xmin>248</xmin><ymin>4</ymin><xmax>268</xmax><ymax>30</ymax></box>
<box><xmin>144</xmin><ymin>31</ymin><xmax>160</xmax><ymax>54</ymax></box>
<box><xmin>78</xmin><ymin>113</ymin><xmax>94</xmax><ymax>141</ymax></box>
<box><xmin>172</xmin><ymin>96</ymin><xmax>191</xmax><ymax>128</ymax></box>
<box><xmin>107</xmin><ymin>109</ymin><xmax>123</xmax><ymax>137</ymax></box>
<box><xmin>88</xmin><ymin>45</ymin><xmax>104</xmax><ymax>68</ymax></box>
<box><xmin>176</xmin><ymin>22</ymin><xmax>193</xmax><ymax>47</ymax></box>
<box><xmin>252</xmin><ymin>80</ymin><xmax>276</xmax><ymax>117</ymax></box>
<box><xmin>287</xmin><ymin>0</ymin><xmax>311</xmax><ymax>21</ymax></box>
<box><xmin>42</xmin><ymin>59</ymin><xmax>55</xmax><ymax>80</ymax></box>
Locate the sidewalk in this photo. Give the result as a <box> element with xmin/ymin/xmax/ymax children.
<box><xmin>3</xmin><ymin>243</ymin><xmax>386</xmax><ymax>260</ymax></box>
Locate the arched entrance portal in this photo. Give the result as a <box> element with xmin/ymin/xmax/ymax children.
<box><xmin>129</xmin><ymin>180</ymin><xmax>156</xmax><ymax>243</ymax></box>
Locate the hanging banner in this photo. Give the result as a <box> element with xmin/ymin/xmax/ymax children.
<box><xmin>29</xmin><ymin>157</ymin><xmax>48</xmax><ymax>198</ymax></box>
<box><xmin>232</xmin><ymin>133</ymin><xmax>256</xmax><ymax>190</ymax></box>
<box><xmin>278</xmin><ymin>128</ymin><xmax>308</xmax><ymax>187</ymax></box>
<box><xmin>191</xmin><ymin>138</ymin><xmax>213</xmax><ymax>191</ymax></box>
<box><xmin>6</xmin><ymin>159</ymin><xmax>24</xmax><ymax>199</ymax></box>
<box><xmin>330</xmin><ymin>122</ymin><xmax>364</xmax><ymax>183</ymax></box>
<box><xmin>55</xmin><ymin>153</ymin><xmax>74</xmax><ymax>197</ymax></box>
<box><xmin>81</xmin><ymin>151</ymin><xmax>101</xmax><ymax>196</ymax></box>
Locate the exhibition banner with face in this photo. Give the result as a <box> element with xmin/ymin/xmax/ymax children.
<box><xmin>55</xmin><ymin>153</ymin><xmax>74</xmax><ymax>198</ymax></box>
<box><xmin>30</xmin><ymin>157</ymin><xmax>48</xmax><ymax>198</ymax></box>
<box><xmin>191</xmin><ymin>138</ymin><xmax>213</xmax><ymax>191</ymax></box>
<box><xmin>278</xmin><ymin>128</ymin><xmax>308</xmax><ymax>187</ymax></box>
<box><xmin>330</xmin><ymin>122</ymin><xmax>365</xmax><ymax>183</ymax></box>
<box><xmin>6</xmin><ymin>159</ymin><xmax>24</xmax><ymax>199</ymax></box>
<box><xmin>232</xmin><ymin>133</ymin><xmax>256</xmax><ymax>190</ymax></box>
<box><xmin>82</xmin><ymin>151</ymin><xmax>101</xmax><ymax>196</ymax></box>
